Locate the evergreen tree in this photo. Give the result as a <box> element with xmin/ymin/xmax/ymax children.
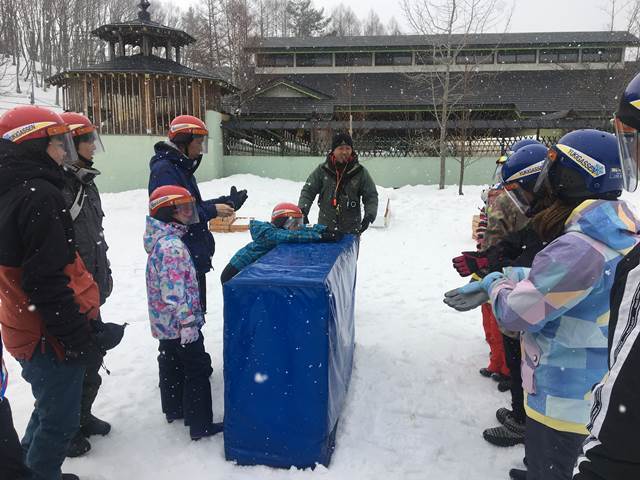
<box><xmin>286</xmin><ymin>0</ymin><xmax>330</xmax><ymax>37</ymax></box>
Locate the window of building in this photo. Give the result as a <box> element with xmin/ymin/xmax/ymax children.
<box><xmin>335</xmin><ymin>52</ymin><xmax>373</xmax><ymax>66</ymax></box>
<box><xmin>375</xmin><ymin>51</ymin><xmax>413</xmax><ymax>66</ymax></box>
<box><xmin>497</xmin><ymin>50</ymin><xmax>536</xmax><ymax>64</ymax></box>
<box><xmin>582</xmin><ymin>48</ymin><xmax>623</xmax><ymax>63</ymax></box>
<box><xmin>456</xmin><ymin>50</ymin><xmax>494</xmax><ymax>65</ymax></box>
<box><xmin>540</xmin><ymin>49</ymin><xmax>579</xmax><ymax>63</ymax></box>
<box><xmin>256</xmin><ymin>53</ymin><xmax>294</xmax><ymax>67</ymax></box>
<box><xmin>296</xmin><ymin>53</ymin><xmax>333</xmax><ymax>67</ymax></box>
<box><xmin>414</xmin><ymin>51</ymin><xmax>435</xmax><ymax>65</ymax></box>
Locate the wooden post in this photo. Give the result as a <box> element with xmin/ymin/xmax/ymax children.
<box><xmin>109</xmin><ymin>42</ymin><xmax>116</xmax><ymax>60</ymax></box>
<box><xmin>92</xmin><ymin>76</ymin><xmax>101</xmax><ymax>131</ymax></box>
<box><xmin>176</xmin><ymin>47</ymin><xmax>181</xmax><ymax>64</ymax></box>
<box><xmin>144</xmin><ymin>74</ymin><xmax>152</xmax><ymax>135</ymax></box>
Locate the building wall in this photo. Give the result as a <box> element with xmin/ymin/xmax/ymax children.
<box><xmin>222</xmin><ymin>155</ymin><xmax>498</xmax><ymax>187</ymax></box>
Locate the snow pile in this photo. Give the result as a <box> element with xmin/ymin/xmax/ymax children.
<box><xmin>9</xmin><ymin>174</ymin><xmax>638</xmax><ymax>479</ymax></box>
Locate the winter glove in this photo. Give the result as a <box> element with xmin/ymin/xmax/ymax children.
<box><xmin>359</xmin><ymin>214</ymin><xmax>374</xmax><ymax>234</ymax></box>
<box><xmin>228</xmin><ymin>186</ymin><xmax>248</xmax><ymax>211</ymax></box>
<box><xmin>320</xmin><ymin>230</ymin><xmax>344</xmax><ymax>242</ymax></box>
<box><xmin>63</xmin><ymin>339</ymin><xmax>104</xmax><ymax>367</ymax></box>
<box><xmin>180</xmin><ymin>326</ymin><xmax>200</xmax><ymax>346</ymax></box>
<box><xmin>92</xmin><ymin>319</ymin><xmax>126</xmax><ymax>352</ymax></box>
<box><xmin>452</xmin><ymin>251</ymin><xmax>490</xmax><ymax>277</ymax></box>
<box><xmin>443</xmin><ymin>272</ymin><xmax>505</xmax><ymax>312</ymax></box>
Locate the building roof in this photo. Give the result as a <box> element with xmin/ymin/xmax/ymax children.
<box><xmin>248</xmin><ymin>31</ymin><xmax>640</xmax><ymax>52</ymax></box>
<box><xmin>235</xmin><ymin>65</ymin><xmax>637</xmax><ymax>118</ymax></box>
<box><xmin>92</xmin><ymin>21</ymin><xmax>195</xmax><ymax>48</ymax></box>
<box><xmin>47</xmin><ymin>54</ymin><xmax>237</xmax><ymax>93</ymax></box>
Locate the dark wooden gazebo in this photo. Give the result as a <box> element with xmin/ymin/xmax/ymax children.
<box><xmin>48</xmin><ymin>0</ymin><xmax>236</xmax><ymax>135</ymax></box>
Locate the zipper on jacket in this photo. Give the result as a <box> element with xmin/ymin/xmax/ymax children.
<box><xmin>40</xmin><ymin>336</ymin><xmax>46</xmax><ymax>354</ymax></box>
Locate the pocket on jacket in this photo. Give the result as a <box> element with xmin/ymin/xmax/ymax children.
<box><xmin>521</xmin><ymin>334</ymin><xmax>541</xmax><ymax>395</ymax></box>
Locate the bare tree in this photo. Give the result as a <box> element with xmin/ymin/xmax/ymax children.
<box><xmin>363</xmin><ymin>10</ymin><xmax>387</xmax><ymax>36</ymax></box>
<box><xmin>387</xmin><ymin>17</ymin><xmax>403</xmax><ymax>35</ymax></box>
<box><xmin>401</xmin><ymin>0</ymin><xmax>512</xmax><ymax>189</ymax></box>
<box><xmin>329</xmin><ymin>4</ymin><xmax>362</xmax><ymax>36</ymax></box>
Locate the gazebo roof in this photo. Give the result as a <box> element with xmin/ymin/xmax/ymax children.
<box><xmin>92</xmin><ymin>1</ymin><xmax>195</xmax><ymax>48</ymax></box>
<box><xmin>47</xmin><ymin>54</ymin><xmax>237</xmax><ymax>93</ymax></box>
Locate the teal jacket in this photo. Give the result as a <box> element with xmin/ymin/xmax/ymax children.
<box><xmin>229</xmin><ymin>221</ymin><xmax>326</xmax><ymax>271</ymax></box>
<box><xmin>488</xmin><ymin>200</ymin><xmax>640</xmax><ymax>434</ymax></box>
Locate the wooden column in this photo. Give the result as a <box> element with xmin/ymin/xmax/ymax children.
<box><xmin>176</xmin><ymin>47</ymin><xmax>181</xmax><ymax>64</ymax></box>
<box><xmin>92</xmin><ymin>76</ymin><xmax>101</xmax><ymax>131</ymax></box>
<box><xmin>144</xmin><ymin>74</ymin><xmax>152</xmax><ymax>135</ymax></box>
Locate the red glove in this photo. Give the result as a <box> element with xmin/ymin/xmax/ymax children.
<box><xmin>452</xmin><ymin>251</ymin><xmax>490</xmax><ymax>277</ymax></box>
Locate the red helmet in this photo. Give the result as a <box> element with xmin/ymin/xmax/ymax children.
<box><xmin>168</xmin><ymin>115</ymin><xmax>208</xmax><ymax>140</ymax></box>
<box><xmin>271</xmin><ymin>202</ymin><xmax>303</xmax><ymax>229</ymax></box>
<box><xmin>0</xmin><ymin>106</ymin><xmax>70</xmax><ymax>144</ymax></box>
<box><xmin>149</xmin><ymin>185</ymin><xmax>199</xmax><ymax>225</ymax></box>
<box><xmin>60</xmin><ymin>112</ymin><xmax>105</xmax><ymax>156</ymax></box>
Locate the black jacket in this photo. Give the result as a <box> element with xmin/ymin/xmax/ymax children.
<box><xmin>61</xmin><ymin>163</ymin><xmax>112</xmax><ymax>304</ymax></box>
<box><xmin>0</xmin><ymin>139</ymin><xmax>93</xmax><ymax>358</ymax></box>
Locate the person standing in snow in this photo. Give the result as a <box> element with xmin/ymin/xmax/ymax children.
<box><xmin>0</xmin><ymin>105</ymin><xmax>104</xmax><ymax>480</ymax></box>
<box><xmin>0</xmin><ymin>333</ymin><xmax>32</xmax><ymax>480</ymax></box>
<box><xmin>572</xmin><ymin>72</ymin><xmax>640</xmax><ymax>480</ymax></box>
<box><xmin>453</xmin><ymin>143</ymin><xmax>549</xmax><ymax>449</ymax></box>
<box><xmin>145</xmin><ymin>185</ymin><xmax>223</xmax><ymax>440</ymax></box>
<box><xmin>298</xmin><ymin>132</ymin><xmax>378</xmax><ymax>234</ymax></box>
<box><xmin>60</xmin><ymin>112</ymin><xmax>117</xmax><ymax>458</ymax></box>
<box><xmin>444</xmin><ymin>130</ymin><xmax>640</xmax><ymax>480</ymax></box>
<box><xmin>149</xmin><ymin>115</ymin><xmax>248</xmax><ymax>312</ymax></box>
<box><xmin>220</xmin><ymin>202</ymin><xmax>344</xmax><ymax>284</ymax></box>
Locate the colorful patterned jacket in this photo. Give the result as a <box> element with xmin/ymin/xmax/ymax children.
<box><xmin>144</xmin><ymin>216</ymin><xmax>204</xmax><ymax>340</ymax></box>
<box><xmin>488</xmin><ymin>200</ymin><xmax>640</xmax><ymax>434</ymax></box>
<box><xmin>229</xmin><ymin>220</ymin><xmax>326</xmax><ymax>271</ymax></box>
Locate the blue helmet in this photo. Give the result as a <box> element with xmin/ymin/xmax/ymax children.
<box><xmin>500</xmin><ymin>144</ymin><xmax>548</xmax><ymax>213</ymax></box>
<box><xmin>534</xmin><ymin>129</ymin><xmax>623</xmax><ymax>200</ymax></box>
<box><xmin>508</xmin><ymin>138</ymin><xmax>543</xmax><ymax>156</ymax></box>
<box><xmin>614</xmin><ymin>72</ymin><xmax>640</xmax><ymax>192</ymax></box>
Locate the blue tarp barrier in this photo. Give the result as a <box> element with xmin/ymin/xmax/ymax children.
<box><xmin>223</xmin><ymin>235</ymin><xmax>358</xmax><ymax>469</ymax></box>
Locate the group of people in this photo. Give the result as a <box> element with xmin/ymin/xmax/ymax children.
<box><xmin>0</xmin><ymin>104</ymin><xmax>378</xmax><ymax>480</ymax></box>
<box><xmin>445</xmin><ymin>71</ymin><xmax>640</xmax><ymax>480</ymax></box>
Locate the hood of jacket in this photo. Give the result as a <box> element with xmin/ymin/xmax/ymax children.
<box><xmin>0</xmin><ymin>139</ymin><xmax>66</xmax><ymax>195</ymax></box>
<box><xmin>143</xmin><ymin>215</ymin><xmax>188</xmax><ymax>254</ymax></box>
<box><xmin>150</xmin><ymin>141</ymin><xmax>201</xmax><ymax>174</ymax></box>
<box><xmin>564</xmin><ymin>199</ymin><xmax>640</xmax><ymax>255</ymax></box>
<box><xmin>323</xmin><ymin>151</ymin><xmax>361</xmax><ymax>175</ymax></box>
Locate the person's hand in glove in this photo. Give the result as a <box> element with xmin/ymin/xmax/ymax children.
<box><xmin>228</xmin><ymin>186</ymin><xmax>248</xmax><ymax>211</ymax></box>
<box><xmin>321</xmin><ymin>230</ymin><xmax>344</xmax><ymax>242</ymax></box>
<box><xmin>359</xmin><ymin>214</ymin><xmax>374</xmax><ymax>234</ymax></box>
<box><xmin>452</xmin><ymin>251</ymin><xmax>489</xmax><ymax>277</ymax></box>
<box><xmin>64</xmin><ymin>339</ymin><xmax>104</xmax><ymax>366</ymax></box>
<box><xmin>180</xmin><ymin>326</ymin><xmax>200</xmax><ymax>346</ymax></box>
<box><xmin>443</xmin><ymin>272</ymin><xmax>505</xmax><ymax>312</ymax></box>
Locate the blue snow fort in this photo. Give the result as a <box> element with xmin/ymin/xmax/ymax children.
<box><xmin>223</xmin><ymin>235</ymin><xmax>357</xmax><ymax>469</ymax></box>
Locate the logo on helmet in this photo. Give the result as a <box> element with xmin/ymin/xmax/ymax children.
<box><xmin>556</xmin><ymin>144</ymin><xmax>606</xmax><ymax>178</ymax></box>
<box><xmin>2</xmin><ymin>121</ymin><xmax>57</xmax><ymax>143</ymax></box>
<box><xmin>505</xmin><ymin>161</ymin><xmax>545</xmax><ymax>182</ymax></box>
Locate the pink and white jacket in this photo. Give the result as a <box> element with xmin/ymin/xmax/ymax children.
<box><xmin>144</xmin><ymin>216</ymin><xmax>204</xmax><ymax>340</ymax></box>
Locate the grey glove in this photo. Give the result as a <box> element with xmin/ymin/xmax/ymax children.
<box><xmin>443</xmin><ymin>286</ymin><xmax>489</xmax><ymax>312</ymax></box>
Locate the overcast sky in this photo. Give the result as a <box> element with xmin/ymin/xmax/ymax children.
<box><xmin>179</xmin><ymin>0</ymin><xmax>631</xmax><ymax>33</ymax></box>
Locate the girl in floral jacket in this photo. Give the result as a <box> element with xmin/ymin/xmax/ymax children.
<box><xmin>145</xmin><ymin>185</ymin><xmax>222</xmax><ymax>440</ymax></box>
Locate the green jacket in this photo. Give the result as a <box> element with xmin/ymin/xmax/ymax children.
<box><xmin>298</xmin><ymin>154</ymin><xmax>378</xmax><ymax>234</ymax></box>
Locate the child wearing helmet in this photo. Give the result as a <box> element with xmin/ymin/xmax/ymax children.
<box><xmin>573</xmin><ymin>73</ymin><xmax>640</xmax><ymax>480</ymax></box>
<box><xmin>219</xmin><ymin>202</ymin><xmax>344</xmax><ymax>284</ymax></box>
<box><xmin>445</xmin><ymin>130</ymin><xmax>640</xmax><ymax>480</ymax></box>
<box><xmin>145</xmin><ymin>185</ymin><xmax>222</xmax><ymax>440</ymax></box>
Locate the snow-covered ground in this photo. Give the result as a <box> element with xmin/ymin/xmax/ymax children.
<box><xmin>11</xmin><ymin>174</ymin><xmax>634</xmax><ymax>480</ymax></box>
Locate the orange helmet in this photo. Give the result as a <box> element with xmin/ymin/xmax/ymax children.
<box><xmin>149</xmin><ymin>185</ymin><xmax>199</xmax><ymax>225</ymax></box>
<box><xmin>0</xmin><ymin>106</ymin><xmax>70</xmax><ymax>144</ymax></box>
<box><xmin>60</xmin><ymin>112</ymin><xmax>105</xmax><ymax>156</ymax></box>
<box><xmin>168</xmin><ymin>115</ymin><xmax>208</xmax><ymax>154</ymax></box>
<box><xmin>271</xmin><ymin>202</ymin><xmax>303</xmax><ymax>229</ymax></box>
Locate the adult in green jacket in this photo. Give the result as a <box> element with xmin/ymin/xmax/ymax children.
<box><xmin>298</xmin><ymin>132</ymin><xmax>378</xmax><ymax>234</ymax></box>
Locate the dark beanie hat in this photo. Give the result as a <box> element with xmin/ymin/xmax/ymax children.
<box><xmin>331</xmin><ymin>132</ymin><xmax>353</xmax><ymax>151</ymax></box>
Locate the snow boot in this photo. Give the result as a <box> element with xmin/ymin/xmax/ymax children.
<box><xmin>479</xmin><ymin>367</ymin><xmax>494</xmax><ymax>378</ymax></box>
<box><xmin>509</xmin><ymin>468</ymin><xmax>527</xmax><ymax>480</ymax></box>
<box><xmin>496</xmin><ymin>407</ymin><xmax>513</xmax><ymax>425</ymax></box>
<box><xmin>491</xmin><ymin>372</ymin><xmax>510</xmax><ymax>382</ymax></box>
<box><xmin>191</xmin><ymin>422</ymin><xmax>224</xmax><ymax>441</ymax></box>
<box><xmin>62</xmin><ymin>474</ymin><xmax>80</xmax><ymax>480</ymax></box>
<box><xmin>504</xmin><ymin>415</ymin><xmax>526</xmax><ymax>435</ymax></box>
<box><xmin>165</xmin><ymin>413</ymin><xmax>184</xmax><ymax>424</ymax></box>
<box><xmin>81</xmin><ymin>414</ymin><xmax>111</xmax><ymax>437</ymax></box>
<box><xmin>482</xmin><ymin>425</ymin><xmax>524</xmax><ymax>447</ymax></box>
<box><xmin>497</xmin><ymin>379</ymin><xmax>512</xmax><ymax>392</ymax></box>
<box><xmin>66</xmin><ymin>431</ymin><xmax>91</xmax><ymax>458</ymax></box>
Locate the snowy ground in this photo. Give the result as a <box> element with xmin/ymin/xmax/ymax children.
<box><xmin>0</xmin><ymin>59</ymin><xmax>62</xmax><ymax>114</ymax></box>
<box><xmin>7</xmin><ymin>174</ymin><xmax>579</xmax><ymax>479</ymax></box>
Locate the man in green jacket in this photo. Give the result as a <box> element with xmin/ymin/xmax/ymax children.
<box><xmin>298</xmin><ymin>132</ymin><xmax>378</xmax><ymax>234</ymax></box>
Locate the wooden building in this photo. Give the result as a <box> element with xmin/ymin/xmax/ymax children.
<box><xmin>48</xmin><ymin>0</ymin><xmax>236</xmax><ymax>135</ymax></box>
